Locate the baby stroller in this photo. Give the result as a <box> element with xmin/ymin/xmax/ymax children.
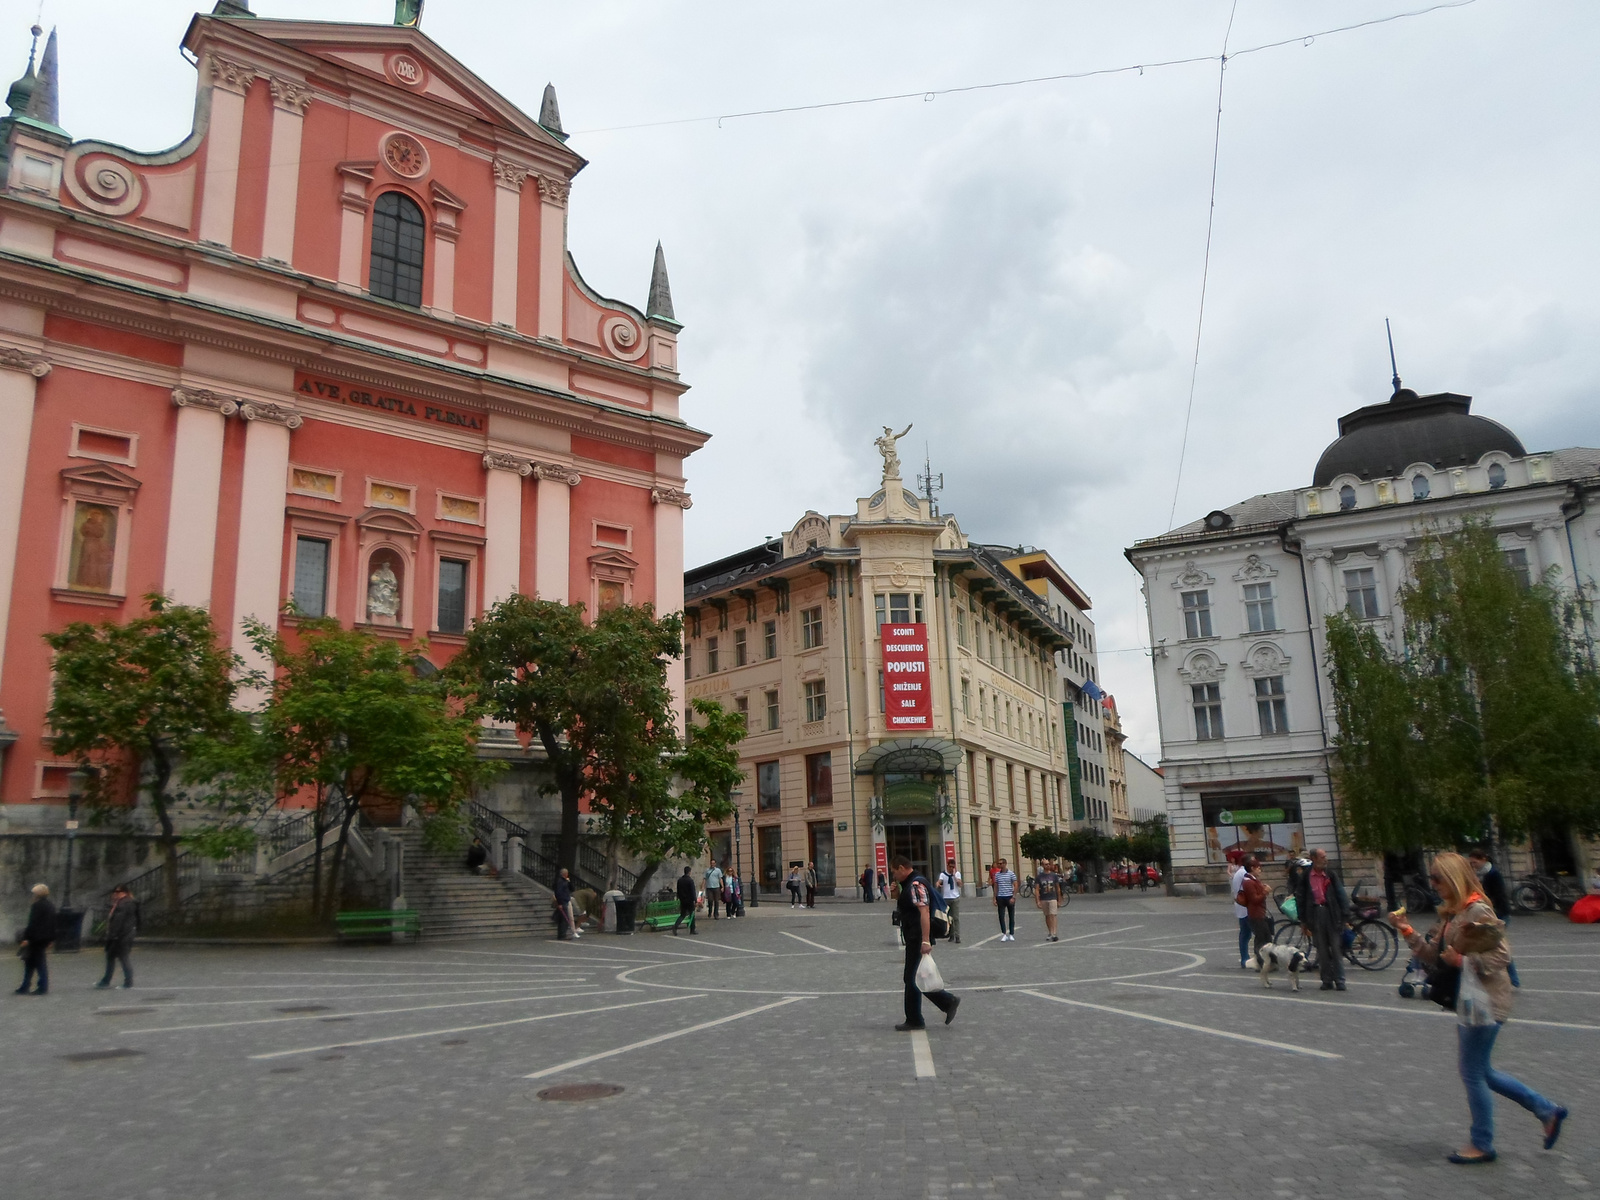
<box><xmin>1398</xmin><ymin>954</ymin><xmax>1431</xmax><ymax>999</ymax></box>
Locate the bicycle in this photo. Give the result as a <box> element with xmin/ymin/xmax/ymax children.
<box><xmin>1270</xmin><ymin>914</ymin><xmax>1397</xmax><ymax>972</ymax></box>
<box><xmin>1513</xmin><ymin>873</ymin><xmax>1583</xmax><ymax>914</ymax></box>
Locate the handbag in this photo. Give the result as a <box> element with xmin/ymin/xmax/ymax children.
<box><xmin>1457</xmin><ymin>960</ymin><xmax>1496</xmax><ymax>1026</ymax></box>
<box><xmin>1425</xmin><ymin>918</ymin><xmax>1460</xmax><ymax>1010</ymax></box>
<box><xmin>914</xmin><ymin>954</ymin><xmax>945</xmax><ymax>994</ymax></box>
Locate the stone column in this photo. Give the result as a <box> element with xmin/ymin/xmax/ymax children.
<box><xmin>261</xmin><ymin>78</ymin><xmax>312</xmax><ymax>264</ymax></box>
<box><xmin>491</xmin><ymin>160</ymin><xmax>529</xmax><ymax>327</ymax></box>
<box><xmin>199</xmin><ymin>55</ymin><xmax>257</xmax><ymax>249</ymax></box>
<box><xmin>652</xmin><ymin>486</ymin><xmax>692</xmax><ymax>724</ymax></box>
<box><xmin>230</xmin><ymin>401</ymin><xmax>301</xmax><ymax>704</ymax></box>
<box><xmin>1379</xmin><ymin>539</ymin><xmax>1408</xmax><ymax>642</ymax></box>
<box><xmin>163</xmin><ymin>388</ymin><xmax>238</xmax><ymax>607</ymax></box>
<box><xmin>336</xmin><ymin>163</ymin><xmax>376</xmax><ymax>290</ymax></box>
<box><xmin>533</xmin><ymin>462</ymin><xmax>579</xmax><ymax>603</ymax></box>
<box><xmin>482</xmin><ymin>452</ymin><xmax>530</xmax><ymax>606</ymax></box>
<box><xmin>507</xmin><ymin>836</ymin><xmax>523</xmax><ymax>877</ymax></box>
<box><xmin>1533</xmin><ymin>517</ymin><xmax>1569</xmax><ymax>588</ymax></box>
<box><xmin>535</xmin><ymin>175</ymin><xmax>569</xmax><ymax>341</ymax></box>
<box><xmin>428</xmin><ymin>184</ymin><xmax>464</xmax><ymax>316</ymax></box>
<box><xmin>0</xmin><ymin>347</ymin><xmax>50</xmax><ymax>750</ymax></box>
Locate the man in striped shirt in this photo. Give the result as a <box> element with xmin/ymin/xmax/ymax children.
<box><xmin>992</xmin><ymin>858</ymin><xmax>1018</xmax><ymax>941</ymax></box>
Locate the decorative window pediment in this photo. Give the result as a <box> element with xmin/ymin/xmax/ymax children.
<box><xmin>1176</xmin><ymin>649</ymin><xmax>1226</xmax><ymax>684</ymax></box>
<box><xmin>1170</xmin><ymin>560</ymin><xmax>1215</xmax><ymax>590</ymax></box>
<box><xmin>355</xmin><ymin>507</ymin><xmax>425</xmax><ymax>537</ymax></box>
<box><xmin>1241</xmin><ymin>641</ymin><xmax>1291</xmax><ymax>678</ymax></box>
<box><xmin>1232</xmin><ymin>554</ymin><xmax>1278</xmax><ymax>582</ymax></box>
<box><xmin>60</xmin><ymin>461</ymin><xmax>141</xmax><ymax>501</ymax></box>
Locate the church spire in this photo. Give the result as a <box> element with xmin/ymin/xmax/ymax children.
<box><xmin>25</xmin><ymin>26</ymin><xmax>57</xmax><ymax>128</ymax></box>
<box><xmin>646</xmin><ymin>242</ymin><xmax>676</xmax><ymax>323</ymax></box>
<box><xmin>5</xmin><ymin>25</ymin><xmax>40</xmax><ymax>118</ymax></box>
<box><xmin>539</xmin><ymin>83</ymin><xmax>567</xmax><ymax>142</ymax></box>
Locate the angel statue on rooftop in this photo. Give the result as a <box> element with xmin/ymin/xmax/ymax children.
<box><xmin>876</xmin><ymin>424</ymin><xmax>912</xmax><ymax>480</ymax></box>
<box><xmin>394</xmin><ymin>0</ymin><xmax>424</xmax><ymax>27</ymax></box>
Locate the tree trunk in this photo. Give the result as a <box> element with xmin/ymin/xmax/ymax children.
<box><xmin>310</xmin><ymin>786</ymin><xmax>328</xmax><ymax>919</ymax></box>
<box><xmin>631</xmin><ymin>859</ymin><xmax>661</xmax><ymax>898</ymax></box>
<box><xmin>324</xmin><ymin>783</ymin><xmax>363</xmax><ymax>923</ymax></box>
<box><xmin>148</xmin><ymin>746</ymin><xmax>181</xmax><ymax>912</ymax></box>
<box><xmin>537</xmin><ymin>722</ymin><xmax>582</xmax><ymax>874</ymax></box>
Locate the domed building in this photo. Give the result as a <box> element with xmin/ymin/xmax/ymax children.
<box><xmin>1126</xmin><ymin>382</ymin><xmax>1600</xmax><ymax>892</ymax></box>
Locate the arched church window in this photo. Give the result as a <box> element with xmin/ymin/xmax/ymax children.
<box><xmin>1411</xmin><ymin>473</ymin><xmax>1430</xmax><ymax>500</ymax></box>
<box><xmin>1338</xmin><ymin>484</ymin><xmax>1356</xmax><ymax>511</ymax></box>
<box><xmin>1487</xmin><ymin>462</ymin><xmax>1506</xmax><ymax>490</ymax></box>
<box><xmin>369</xmin><ymin>192</ymin><xmax>425</xmax><ymax>307</ymax></box>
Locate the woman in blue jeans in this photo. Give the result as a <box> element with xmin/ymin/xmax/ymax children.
<box><xmin>1393</xmin><ymin>852</ymin><xmax>1567</xmax><ymax>1164</ymax></box>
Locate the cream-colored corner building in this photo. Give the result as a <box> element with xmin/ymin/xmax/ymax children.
<box><xmin>684</xmin><ymin>439</ymin><xmax>1075</xmax><ymax>896</ymax></box>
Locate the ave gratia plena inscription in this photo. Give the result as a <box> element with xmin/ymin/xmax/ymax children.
<box><xmin>295</xmin><ymin>372</ymin><xmax>486</xmax><ymax>432</ymax></box>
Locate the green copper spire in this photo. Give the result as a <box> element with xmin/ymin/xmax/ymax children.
<box><xmin>4</xmin><ymin>25</ymin><xmax>40</xmax><ymax>117</ymax></box>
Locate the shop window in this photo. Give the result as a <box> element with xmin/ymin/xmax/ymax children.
<box><xmin>293</xmin><ymin>537</ymin><xmax>330</xmax><ymax>618</ymax></box>
<box><xmin>370</xmin><ymin>191</ymin><xmax>425</xmax><ymax>307</ymax></box>
<box><xmin>437</xmin><ymin>558</ymin><xmax>469</xmax><ymax>634</ymax></box>
<box><xmin>806</xmin><ymin>752</ymin><xmax>832</xmax><ymax>806</ymax></box>
<box><xmin>757</xmin><ymin>761</ymin><xmax>781</xmax><ymax>810</ymax></box>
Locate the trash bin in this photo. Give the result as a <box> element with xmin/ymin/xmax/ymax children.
<box><xmin>54</xmin><ymin>908</ymin><xmax>85</xmax><ymax>953</ymax></box>
<box><xmin>612</xmin><ymin>896</ymin><xmax>638</xmax><ymax>934</ymax></box>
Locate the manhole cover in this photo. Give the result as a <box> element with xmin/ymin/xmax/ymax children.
<box><xmin>275</xmin><ymin>1005</ymin><xmax>332</xmax><ymax>1014</ymax></box>
<box><xmin>95</xmin><ymin>1007</ymin><xmax>156</xmax><ymax>1016</ymax></box>
<box><xmin>537</xmin><ymin>1083</ymin><xmax>625</xmax><ymax>1102</ymax></box>
<box><xmin>60</xmin><ymin>1048</ymin><xmax>145</xmax><ymax>1064</ymax></box>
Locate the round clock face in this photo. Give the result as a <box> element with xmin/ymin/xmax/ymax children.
<box><xmin>383</xmin><ymin>133</ymin><xmax>430</xmax><ymax>179</ymax></box>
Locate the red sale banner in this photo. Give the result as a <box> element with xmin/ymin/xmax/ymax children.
<box><xmin>945</xmin><ymin>842</ymin><xmax>957</xmax><ymax>873</ymax></box>
<box><xmin>874</xmin><ymin>842</ymin><xmax>888</xmax><ymax>873</ymax></box>
<box><xmin>882</xmin><ymin>622</ymin><xmax>932</xmax><ymax>730</ymax></box>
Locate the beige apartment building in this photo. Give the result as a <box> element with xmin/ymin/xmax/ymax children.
<box><xmin>683</xmin><ymin>444</ymin><xmax>1074</xmax><ymax>896</ymax></box>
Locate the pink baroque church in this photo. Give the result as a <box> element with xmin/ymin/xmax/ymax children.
<box><xmin>0</xmin><ymin>4</ymin><xmax>704</xmax><ymax>815</ymax></box>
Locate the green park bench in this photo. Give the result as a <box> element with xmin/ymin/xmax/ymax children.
<box><xmin>639</xmin><ymin>900</ymin><xmax>684</xmax><ymax>931</ymax></box>
<box><xmin>335</xmin><ymin>909</ymin><xmax>421</xmax><ymax>941</ymax></box>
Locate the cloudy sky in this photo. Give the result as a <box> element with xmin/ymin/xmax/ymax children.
<box><xmin>38</xmin><ymin>0</ymin><xmax>1600</xmax><ymax>758</ymax></box>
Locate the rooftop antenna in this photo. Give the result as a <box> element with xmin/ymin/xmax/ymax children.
<box><xmin>1385</xmin><ymin>317</ymin><xmax>1402</xmax><ymax>395</ymax></box>
<box><xmin>916</xmin><ymin>443</ymin><xmax>944</xmax><ymax>517</ymax></box>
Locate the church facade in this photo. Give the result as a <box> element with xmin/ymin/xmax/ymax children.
<box><xmin>0</xmin><ymin>5</ymin><xmax>704</xmax><ymax>818</ymax></box>
<box><xmin>1127</xmin><ymin>383</ymin><xmax>1600</xmax><ymax>890</ymax></box>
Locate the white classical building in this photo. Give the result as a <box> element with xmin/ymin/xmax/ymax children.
<box><xmin>1126</xmin><ymin>383</ymin><xmax>1600</xmax><ymax>890</ymax></box>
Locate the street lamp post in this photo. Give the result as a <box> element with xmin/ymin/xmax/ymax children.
<box><xmin>747</xmin><ymin>812</ymin><xmax>759</xmax><ymax>907</ymax></box>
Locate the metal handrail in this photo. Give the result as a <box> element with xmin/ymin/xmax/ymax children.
<box><xmin>465</xmin><ymin>800</ymin><xmax>561</xmax><ymax>889</ymax></box>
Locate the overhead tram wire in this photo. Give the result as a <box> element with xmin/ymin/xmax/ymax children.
<box><xmin>571</xmin><ymin>1</ymin><xmax>1481</xmax><ymax>137</ymax></box>
<box><xmin>1166</xmin><ymin>0</ymin><xmax>1237</xmax><ymax>531</ymax></box>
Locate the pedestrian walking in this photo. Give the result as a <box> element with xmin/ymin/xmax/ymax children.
<box><xmin>877</xmin><ymin>869</ymin><xmax>889</xmax><ymax>900</ymax></box>
<box><xmin>936</xmin><ymin>864</ymin><xmax>962</xmax><ymax>943</ymax></box>
<box><xmin>671</xmin><ymin>866</ymin><xmax>699</xmax><ymax>935</ymax></box>
<box><xmin>890</xmin><ymin>855</ymin><xmax>959</xmax><ymax>1031</ymax></box>
<box><xmin>804</xmin><ymin>861</ymin><xmax>818</xmax><ymax>908</ymax></box>
<box><xmin>96</xmin><ymin>883</ymin><xmax>140</xmax><ymax>990</ymax></box>
<box><xmin>786</xmin><ymin>865</ymin><xmax>804</xmax><ymax>908</ymax></box>
<box><xmin>860</xmin><ymin>866</ymin><xmax>875</xmax><ymax>903</ymax></box>
<box><xmin>992</xmin><ymin>858</ymin><xmax>1018</xmax><ymax>941</ymax></box>
<box><xmin>553</xmin><ymin>868</ymin><xmax>579</xmax><ymax>940</ymax></box>
<box><xmin>704</xmin><ymin>860</ymin><xmax>724</xmax><ymax>920</ymax></box>
<box><xmin>1235</xmin><ymin>857</ymin><xmax>1272</xmax><ymax>963</ymax></box>
<box><xmin>1034</xmin><ymin>860</ymin><xmax>1066</xmax><ymax>942</ymax></box>
<box><xmin>1390</xmin><ymin>851</ymin><xmax>1567</xmax><ymax>1164</ymax></box>
<box><xmin>1468</xmin><ymin>848</ymin><xmax>1519</xmax><ymax>988</ymax></box>
<box><xmin>726</xmin><ymin>872</ymin><xmax>743</xmax><ymax>917</ymax></box>
<box><xmin>1230</xmin><ymin>857</ymin><xmax>1251</xmax><ymax>968</ymax></box>
<box><xmin>1294</xmin><ymin>848</ymin><xmax>1350</xmax><ymax>991</ymax></box>
<box><xmin>15</xmin><ymin>883</ymin><xmax>55</xmax><ymax>995</ymax></box>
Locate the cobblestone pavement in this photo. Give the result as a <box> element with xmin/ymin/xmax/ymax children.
<box><xmin>3</xmin><ymin>893</ymin><xmax>1595</xmax><ymax>1199</ymax></box>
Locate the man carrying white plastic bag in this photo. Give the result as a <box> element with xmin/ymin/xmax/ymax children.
<box><xmin>891</xmin><ymin>855</ymin><xmax>960</xmax><ymax>1031</ymax></box>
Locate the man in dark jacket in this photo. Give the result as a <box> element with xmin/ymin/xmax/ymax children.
<box><xmin>1469</xmin><ymin>848</ymin><xmax>1519</xmax><ymax>987</ymax></box>
<box><xmin>16</xmin><ymin>883</ymin><xmax>56</xmax><ymax>995</ymax></box>
<box><xmin>552</xmin><ymin>868</ymin><xmax>578</xmax><ymax>940</ymax></box>
<box><xmin>1295</xmin><ymin>848</ymin><xmax>1350</xmax><ymax>991</ymax></box>
<box><xmin>97</xmin><ymin>884</ymin><xmax>140</xmax><ymax>990</ymax></box>
<box><xmin>671</xmin><ymin>866</ymin><xmax>698</xmax><ymax>935</ymax></box>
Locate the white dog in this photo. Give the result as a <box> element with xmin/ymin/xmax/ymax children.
<box><xmin>1248</xmin><ymin>943</ymin><xmax>1309</xmax><ymax>991</ymax></box>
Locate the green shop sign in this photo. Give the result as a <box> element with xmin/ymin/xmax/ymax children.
<box><xmin>1217</xmin><ymin>808</ymin><xmax>1286</xmax><ymax>825</ymax></box>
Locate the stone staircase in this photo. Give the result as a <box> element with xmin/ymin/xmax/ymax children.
<box><xmin>395</xmin><ymin>828</ymin><xmax>556</xmax><ymax>940</ymax></box>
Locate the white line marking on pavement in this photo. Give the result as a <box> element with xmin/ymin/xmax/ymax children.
<box><xmin>1513</xmin><ymin>954</ymin><xmax>1600</xmax><ymax>960</ymax></box>
<box><xmin>523</xmin><ymin>995</ymin><xmax>807</xmax><ymax>1079</ymax></box>
<box><xmin>224</xmin><ymin>971</ymin><xmax>557</xmax><ymax>979</ymax></box>
<box><xmin>95</xmin><ymin>984</ymin><xmax>591</xmax><ymax>1011</ymax></box>
<box><xmin>1114</xmin><ymin>982</ymin><xmax>1600</xmax><ymax>1031</ymax></box>
<box><xmin>910</xmin><ymin>1028</ymin><xmax>936</xmax><ymax>1078</ymax></box>
<box><xmin>1032</xmin><ymin>923</ymin><xmax>1145</xmax><ymax>947</ymax></box>
<box><xmin>1021</xmin><ymin>989</ymin><xmax>1341</xmax><ymax>1059</ymax></box>
<box><xmin>249</xmin><ymin>994</ymin><xmax>703</xmax><ymax>1061</ymax></box>
<box><xmin>124</xmin><ymin>988</ymin><xmax>615</xmax><ymax>1034</ymax></box>
<box><xmin>965</xmin><ymin>932</ymin><xmax>1004</xmax><ymax>950</ymax></box>
<box><xmin>781</xmin><ymin>931</ymin><xmax>841</xmax><ymax>953</ymax></box>
<box><xmin>680</xmin><ymin>940</ymin><xmax>775</xmax><ymax>956</ymax></box>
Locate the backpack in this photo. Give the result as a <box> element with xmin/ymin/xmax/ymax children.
<box><xmin>916</xmin><ymin>873</ymin><xmax>954</xmax><ymax>941</ymax></box>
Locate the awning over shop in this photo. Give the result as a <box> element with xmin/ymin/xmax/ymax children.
<box><xmin>853</xmin><ymin>737</ymin><xmax>963</xmax><ymax>776</ymax></box>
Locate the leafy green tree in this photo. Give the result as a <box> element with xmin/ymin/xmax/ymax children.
<box><xmin>1059</xmin><ymin>827</ymin><xmax>1112</xmax><ymax>891</ymax></box>
<box><xmin>1126</xmin><ymin>815</ymin><xmax>1172</xmax><ymax>889</ymax></box>
<box><xmin>452</xmin><ymin>596</ymin><xmax>736</xmax><ymax>885</ymax></box>
<box><xmin>246</xmin><ymin>616</ymin><xmax>498</xmax><ymax>919</ymax></box>
<box><xmin>1018</xmin><ymin>827</ymin><xmax>1063</xmax><ymax>866</ymax></box>
<box><xmin>1327</xmin><ymin>518</ymin><xmax>1600</xmax><ymax>856</ymax></box>
<box><xmin>45</xmin><ymin>595</ymin><xmax>256</xmax><ymax>908</ymax></box>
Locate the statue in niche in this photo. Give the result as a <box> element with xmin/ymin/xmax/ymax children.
<box><xmin>70</xmin><ymin>503</ymin><xmax>116</xmax><ymax>591</ymax></box>
<box><xmin>875</xmin><ymin>424</ymin><xmax>912</xmax><ymax>480</ymax></box>
<box><xmin>367</xmin><ymin>561</ymin><xmax>401</xmax><ymax>620</ymax></box>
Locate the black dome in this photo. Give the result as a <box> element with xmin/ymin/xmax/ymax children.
<box><xmin>1311</xmin><ymin>389</ymin><xmax>1525</xmax><ymax>486</ymax></box>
